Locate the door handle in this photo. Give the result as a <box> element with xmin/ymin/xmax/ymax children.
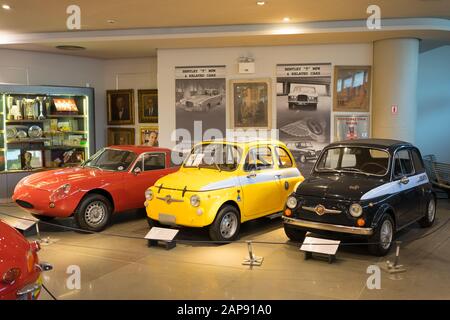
<box><xmin>247</xmin><ymin>172</ymin><xmax>257</xmax><ymax>178</ymax></box>
<box><xmin>400</xmin><ymin>176</ymin><xmax>409</xmax><ymax>185</ymax></box>
<box><xmin>275</xmin><ymin>174</ymin><xmax>282</xmax><ymax>179</ymax></box>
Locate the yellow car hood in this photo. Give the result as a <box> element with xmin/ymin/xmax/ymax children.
<box><xmin>154</xmin><ymin>168</ymin><xmax>239</xmax><ymax>192</ymax></box>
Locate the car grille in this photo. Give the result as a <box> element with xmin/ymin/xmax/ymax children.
<box><xmin>16</xmin><ymin>200</ymin><xmax>34</xmax><ymax>209</ymax></box>
<box><xmin>298</xmin><ymin>95</ymin><xmax>308</xmax><ymax>101</ymax></box>
<box><xmin>294</xmin><ymin>195</ymin><xmax>354</xmax><ymax>226</ymax></box>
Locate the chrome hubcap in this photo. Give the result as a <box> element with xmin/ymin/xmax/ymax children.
<box><xmin>220</xmin><ymin>212</ymin><xmax>238</xmax><ymax>239</ymax></box>
<box><xmin>380</xmin><ymin>219</ymin><xmax>393</xmax><ymax>250</ymax></box>
<box><xmin>428</xmin><ymin>199</ymin><xmax>435</xmax><ymax>221</ymax></box>
<box><xmin>84</xmin><ymin>201</ymin><xmax>106</xmax><ymax>227</ymax></box>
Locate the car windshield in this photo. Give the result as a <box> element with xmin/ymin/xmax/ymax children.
<box><xmin>294</xmin><ymin>86</ymin><xmax>316</xmax><ymax>94</ymax></box>
<box><xmin>83</xmin><ymin>148</ymin><xmax>137</xmax><ymax>171</ymax></box>
<box><xmin>183</xmin><ymin>143</ymin><xmax>242</xmax><ymax>171</ymax></box>
<box><xmin>315</xmin><ymin>147</ymin><xmax>390</xmax><ymax>176</ymax></box>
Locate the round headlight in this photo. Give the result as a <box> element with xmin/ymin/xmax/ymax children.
<box><xmin>145</xmin><ymin>189</ymin><xmax>153</xmax><ymax>201</ymax></box>
<box><xmin>286</xmin><ymin>196</ymin><xmax>298</xmax><ymax>209</ymax></box>
<box><xmin>190</xmin><ymin>195</ymin><xmax>200</xmax><ymax>207</ymax></box>
<box><xmin>349</xmin><ymin>203</ymin><xmax>363</xmax><ymax>217</ymax></box>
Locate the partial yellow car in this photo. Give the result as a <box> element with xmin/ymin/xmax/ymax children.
<box><xmin>145</xmin><ymin>139</ymin><xmax>304</xmax><ymax>241</ymax></box>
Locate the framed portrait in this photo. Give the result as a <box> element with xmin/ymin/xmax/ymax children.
<box><xmin>333</xmin><ymin>114</ymin><xmax>370</xmax><ymax>142</ymax></box>
<box><xmin>333</xmin><ymin>66</ymin><xmax>371</xmax><ymax>112</ymax></box>
<box><xmin>140</xmin><ymin>126</ymin><xmax>159</xmax><ymax>146</ymax></box>
<box><xmin>107</xmin><ymin>127</ymin><xmax>135</xmax><ymax>146</ymax></box>
<box><xmin>138</xmin><ymin>89</ymin><xmax>158</xmax><ymax>123</ymax></box>
<box><xmin>107</xmin><ymin>89</ymin><xmax>134</xmax><ymax>125</ymax></box>
<box><xmin>229</xmin><ymin>79</ymin><xmax>272</xmax><ymax>129</ymax></box>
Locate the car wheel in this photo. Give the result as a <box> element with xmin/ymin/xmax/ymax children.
<box><xmin>209</xmin><ymin>205</ymin><xmax>240</xmax><ymax>242</ymax></box>
<box><xmin>419</xmin><ymin>196</ymin><xmax>436</xmax><ymax>228</ymax></box>
<box><xmin>74</xmin><ymin>194</ymin><xmax>112</xmax><ymax>232</ymax></box>
<box><xmin>368</xmin><ymin>214</ymin><xmax>395</xmax><ymax>256</ymax></box>
<box><xmin>299</xmin><ymin>155</ymin><xmax>306</xmax><ymax>163</ymax></box>
<box><xmin>284</xmin><ymin>224</ymin><xmax>306</xmax><ymax>242</ymax></box>
<box><xmin>31</xmin><ymin>214</ymin><xmax>55</xmax><ymax>222</ymax></box>
<box><xmin>147</xmin><ymin>217</ymin><xmax>162</xmax><ymax>228</ymax></box>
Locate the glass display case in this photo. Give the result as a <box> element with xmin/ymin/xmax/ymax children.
<box><xmin>0</xmin><ymin>85</ymin><xmax>95</xmax><ymax>200</ymax></box>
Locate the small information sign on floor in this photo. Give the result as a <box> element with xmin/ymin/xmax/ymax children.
<box><xmin>300</xmin><ymin>236</ymin><xmax>340</xmax><ymax>264</ymax></box>
<box><xmin>144</xmin><ymin>227</ymin><xmax>179</xmax><ymax>250</ymax></box>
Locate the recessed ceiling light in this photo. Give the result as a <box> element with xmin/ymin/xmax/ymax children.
<box><xmin>107</xmin><ymin>19</ymin><xmax>116</xmax><ymax>24</ymax></box>
<box><xmin>2</xmin><ymin>4</ymin><xmax>11</xmax><ymax>10</ymax></box>
<box><xmin>283</xmin><ymin>17</ymin><xmax>290</xmax><ymax>22</ymax></box>
<box><xmin>256</xmin><ymin>1</ymin><xmax>266</xmax><ymax>5</ymax></box>
<box><xmin>55</xmin><ymin>45</ymin><xmax>86</xmax><ymax>51</ymax></box>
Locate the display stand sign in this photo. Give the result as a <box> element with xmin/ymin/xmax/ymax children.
<box><xmin>145</xmin><ymin>227</ymin><xmax>179</xmax><ymax>250</ymax></box>
<box><xmin>300</xmin><ymin>235</ymin><xmax>340</xmax><ymax>264</ymax></box>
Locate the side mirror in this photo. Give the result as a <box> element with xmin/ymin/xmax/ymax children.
<box><xmin>400</xmin><ymin>176</ymin><xmax>409</xmax><ymax>185</ymax></box>
<box><xmin>247</xmin><ymin>171</ymin><xmax>257</xmax><ymax>179</ymax></box>
<box><xmin>133</xmin><ymin>167</ymin><xmax>142</xmax><ymax>175</ymax></box>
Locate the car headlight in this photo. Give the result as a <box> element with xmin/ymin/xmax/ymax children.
<box><xmin>50</xmin><ymin>184</ymin><xmax>71</xmax><ymax>202</ymax></box>
<box><xmin>349</xmin><ymin>203</ymin><xmax>363</xmax><ymax>217</ymax></box>
<box><xmin>286</xmin><ymin>196</ymin><xmax>298</xmax><ymax>209</ymax></box>
<box><xmin>145</xmin><ymin>189</ymin><xmax>153</xmax><ymax>201</ymax></box>
<box><xmin>190</xmin><ymin>195</ymin><xmax>200</xmax><ymax>207</ymax></box>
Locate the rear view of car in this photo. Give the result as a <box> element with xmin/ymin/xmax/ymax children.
<box><xmin>0</xmin><ymin>220</ymin><xmax>52</xmax><ymax>300</ymax></box>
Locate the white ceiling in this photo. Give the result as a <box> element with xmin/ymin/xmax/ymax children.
<box><xmin>0</xmin><ymin>0</ymin><xmax>449</xmax><ymax>58</ymax></box>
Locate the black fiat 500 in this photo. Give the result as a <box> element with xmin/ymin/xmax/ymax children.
<box><xmin>282</xmin><ymin>139</ymin><xmax>436</xmax><ymax>256</ymax></box>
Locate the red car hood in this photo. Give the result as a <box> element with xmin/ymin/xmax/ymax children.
<box><xmin>19</xmin><ymin>167</ymin><xmax>119</xmax><ymax>192</ymax></box>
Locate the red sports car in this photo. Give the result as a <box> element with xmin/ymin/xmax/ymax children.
<box><xmin>12</xmin><ymin>146</ymin><xmax>179</xmax><ymax>231</ymax></box>
<box><xmin>0</xmin><ymin>220</ymin><xmax>52</xmax><ymax>300</ymax></box>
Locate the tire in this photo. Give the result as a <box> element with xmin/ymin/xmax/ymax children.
<box><xmin>31</xmin><ymin>214</ymin><xmax>55</xmax><ymax>222</ymax></box>
<box><xmin>368</xmin><ymin>214</ymin><xmax>395</xmax><ymax>256</ymax></box>
<box><xmin>299</xmin><ymin>155</ymin><xmax>306</xmax><ymax>163</ymax></box>
<box><xmin>147</xmin><ymin>217</ymin><xmax>162</xmax><ymax>228</ymax></box>
<box><xmin>74</xmin><ymin>194</ymin><xmax>112</xmax><ymax>232</ymax></box>
<box><xmin>208</xmin><ymin>205</ymin><xmax>240</xmax><ymax>242</ymax></box>
<box><xmin>284</xmin><ymin>224</ymin><xmax>307</xmax><ymax>242</ymax></box>
<box><xmin>419</xmin><ymin>196</ymin><xmax>436</xmax><ymax>228</ymax></box>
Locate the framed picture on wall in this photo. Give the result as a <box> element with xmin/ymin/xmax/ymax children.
<box><xmin>229</xmin><ymin>78</ymin><xmax>272</xmax><ymax>129</ymax></box>
<box><xmin>333</xmin><ymin>114</ymin><xmax>370</xmax><ymax>142</ymax></box>
<box><xmin>107</xmin><ymin>127</ymin><xmax>135</xmax><ymax>146</ymax></box>
<box><xmin>140</xmin><ymin>126</ymin><xmax>159</xmax><ymax>146</ymax></box>
<box><xmin>333</xmin><ymin>66</ymin><xmax>371</xmax><ymax>112</ymax></box>
<box><xmin>107</xmin><ymin>89</ymin><xmax>135</xmax><ymax>125</ymax></box>
<box><xmin>138</xmin><ymin>89</ymin><xmax>158</xmax><ymax>123</ymax></box>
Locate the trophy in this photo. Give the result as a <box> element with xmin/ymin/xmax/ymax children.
<box><xmin>11</xmin><ymin>98</ymin><xmax>23</xmax><ymax>120</ymax></box>
<box><xmin>36</xmin><ymin>97</ymin><xmax>45</xmax><ymax>120</ymax></box>
<box><xmin>23</xmin><ymin>98</ymin><xmax>36</xmax><ymax>120</ymax></box>
<box><xmin>6</xmin><ymin>96</ymin><xmax>14</xmax><ymax>120</ymax></box>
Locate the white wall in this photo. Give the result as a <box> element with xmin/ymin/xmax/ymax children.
<box><xmin>0</xmin><ymin>49</ymin><xmax>106</xmax><ymax>148</ymax></box>
<box><xmin>416</xmin><ymin>46</ymin><xmax>450</xmax><ymax>163</ymax></box>
<box><xmin>157</xmin><ymin>44</ymin><xmax>373</xmax><ymax>147</ymax></box>
<box><xmin>103</xmin><ymin>57</ymin><xmax>158</xmax><ymax>144</ymax></box>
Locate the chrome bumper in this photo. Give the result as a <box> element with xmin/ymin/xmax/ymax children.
<box><xmin>282</xmin><ymin>216</ymin><xmax>373</xmax><ymax>236</ymax></box>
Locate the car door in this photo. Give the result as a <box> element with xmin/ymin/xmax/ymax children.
<box><xmin>392</xmin><ymin>148</ymin><xmax>420</xmax><ymax>227</ymax></box>
<box><xmin>274</xmin><ymin>145</ymin><xmax>298</xmax><ymax>210</ymax></box>
<box><xmin>238</xmin><ymin>145</ymin><xmax>281</xmax><ymax>218</ymax></box>
<box><xmin>127</xmin><ymin>152</ymin><xmax>171</xmax><ymax>209</ymax></box>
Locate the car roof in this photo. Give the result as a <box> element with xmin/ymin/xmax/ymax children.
<box><xmin>107</xmin><ymin>145</ymin><xmax>171</xmax><ymax>155</ymax></box>
<box><xmin>327</xmin><ymin>139</ymin><xmax>413</xmax><ymax>150</ymax></box>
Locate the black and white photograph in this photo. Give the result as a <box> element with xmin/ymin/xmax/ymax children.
<box><xmin>277</xmin><ymin>63</ymin><xmax>332</xmax><ymax>176</ymax></box>
<box><xmin>175</xmin><ymin>66</ymin><xmax>226</xmax><ymax>144</ymax></box>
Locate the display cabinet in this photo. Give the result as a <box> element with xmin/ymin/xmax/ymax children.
<box><xmin>0</xmin><ymin>85</ymin><xmax>95</xmax><ymax>201</ymax></box>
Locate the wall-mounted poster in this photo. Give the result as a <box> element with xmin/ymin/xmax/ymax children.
<box><xmin>334</xmin><ymin>114</ymin><xmax>370</xmax><ymax>142</ymax></box>
<box><xmin>230</xmin><ymin>78</ymin><xmax>271</xmax><ymax>129</ymax></box>
<box><xmin>140</xmin><ymin>126</ymin><xmax>159</xmax><ymax>146</ymax></box>
<box><xmin>107</xmin><ymin>89</ymin><xmax>135</xmax><ymax>125</ymax></box>
<box><xmin>175</xmin><ymin>66</ymin><xmax>226</xmax><ymax>144</ymax></box>
<box><xmin>333</xmin><ymin>66</ymin><xmax>371</xmax><ymax>112</ymax></box>
<box><xmin>138</xmin><ymin>89</ymin><xmax>158</xmax><ymax>123</ymax></box>
<box><xmin>276</xmin><ymin>63</ymin><xmax>332</xmax><ymax>175</ymax></box>
<box><xmin>107</xmin><ymin>127</ymin><xmax>135</xmax><ymax>146</ymax></box>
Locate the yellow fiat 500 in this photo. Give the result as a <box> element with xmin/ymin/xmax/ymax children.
<box><xmin>145</xmin><ymin>139</ymin><xmax>304</xmax><ymax>241</ymax></box>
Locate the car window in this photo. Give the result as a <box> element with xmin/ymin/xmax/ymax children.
<box><xmin>394</xmin><ymin>149</ymin><xmax>415</xmax><ymax>178</ymax></box>
<box><xmin>275</xmin><ymin>146</ymin><xmax>293</xmax><ymax>168</ymax></box>
<box><xmin>244</xmin><ymin>146</ymin><xmax>274</xmax><ymax>171</ymax></box>
<box><xmin>143</xmin><ymin>153</ymin><xmax>166</xmax><ymax>171</ymax></box>
<box><xmin>411</xmin><ymin>149</ymin><xmax>425</xmax><ymax>173</ymax></box>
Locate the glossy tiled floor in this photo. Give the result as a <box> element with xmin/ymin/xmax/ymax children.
<box><xmin>1</xmin><ymin>197</ymin><xmax>449</xmax><ymax>300</ymax></box>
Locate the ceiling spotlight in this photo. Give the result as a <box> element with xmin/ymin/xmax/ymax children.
<box><xmin>2</xmin><ymin>4</ymin><xmax>11</xmax><ymax>10</ymax></box>
<box><xmin>283</xmin><ymin>17</ymin><xmax>290</xmax><ymax>22</ymax></box>
<box><xmin>256</xmin><ymin>1</ymin><xmax>266</xmax><ymax>5</ymax></box>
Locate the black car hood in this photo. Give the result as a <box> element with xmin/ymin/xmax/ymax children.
<box><xmin>296</xmin><ymin>173</ymin><xmax>387</xmax><ymax>201</ymax></box>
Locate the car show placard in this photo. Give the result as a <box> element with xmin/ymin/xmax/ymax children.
<box><xmin>276</xmin><ymin>63</ymin><xmax>332</xmax><ymax>177</ymax></box>
<box><xmin>175</xmin><ymin>66</ymin><xmax>226</xmax><ymax>146</ymax></box>
<box><xmin>334</xmin><ymin>114</ymin><xmax>370</xmax><ymax>142</ymax></box>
